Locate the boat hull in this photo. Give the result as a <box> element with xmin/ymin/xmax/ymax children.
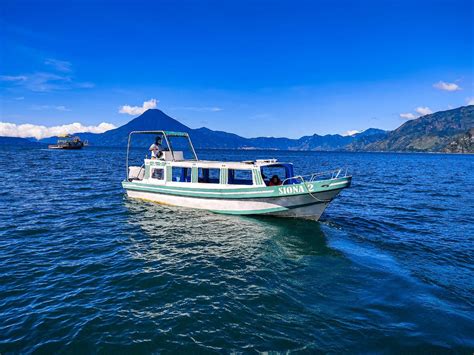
<box><xmin>48</xmin><ymin>145</ymin><xmax>83</xmax><ymax>150</ymax></box>
<box><xmin>124</xmin><ymin>182</ymin><xmax>347</xmax><ymax>220</ymax></box>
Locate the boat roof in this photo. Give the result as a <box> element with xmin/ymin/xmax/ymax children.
<box><xmin>147</xmin><ymin>158</ymin><xmax>292</xmax><ymax>169</ymax></box>
<box><xmin>129</xmin><ymin>130</ymin><xmax>190</xmax><ymax>137</ymax></box>
<box><xmin>58</xmin><ymin>135</ymin><xmax>80</xmax><ymax>140</ymax></box>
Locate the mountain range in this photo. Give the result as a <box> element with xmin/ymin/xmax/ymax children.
<box><xmin>2</xmin><ymin>105</ymin><xmax>473</xmax><ymax>152</ymax></box>
<box><xmin>38</xmin><ymin>109</ymin><xmax>388</xmax><ymax>150</ymax></box>
<box><xmin>362</xmin><ymin>105</ymin><xmax>474</xmax><ymax>152</ymax></box>
<box><xmin>0</xmin><ymin>136</ymin><xmax>43</xmax><ymax>146</ymax></box>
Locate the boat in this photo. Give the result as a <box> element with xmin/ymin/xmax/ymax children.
<box><xmin>122</xmin><ymin>131</ymin><xmax>351</xmax><ymax>220</ymax></box>
<box><xmin>48</xmin><ymin>135</ymin><xmax>86</xmax><ymax>149</ymax></box>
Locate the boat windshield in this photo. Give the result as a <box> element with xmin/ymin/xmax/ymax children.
<box><xmin>165</xmin><ymin>134</ymin><xmax>197</xmax><ymax>161</ymax></box>
<box><xmin>260</xmin><ymin>163</ymin><xmax>296</xmax><ymax>185</ymax></box>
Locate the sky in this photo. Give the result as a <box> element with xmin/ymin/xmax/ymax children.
<box><xmin>0</xmin><ymin>0</ymin><xmax>473</xmax><ymax>139</ymax></box>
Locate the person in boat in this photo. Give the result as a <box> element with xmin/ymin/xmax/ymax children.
<box><xmin>149</xmin><ymin>136</ymin><xmax>163</xmax><ymax>159</ymax></box>
<box><xmin>268</xmin><ymin>175</ymin><xmax>282</xmax><ymax>186</ymax></box>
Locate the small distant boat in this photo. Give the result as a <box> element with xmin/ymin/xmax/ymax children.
<box><xmin>122</xmin><ymin>131</ymin><xmax>351</xmax><ymax>220</ymax></box>
<box><xmin>48</xmin><ymin>135</ymin><xmax>86</xmax><ymax>150</ymax></box>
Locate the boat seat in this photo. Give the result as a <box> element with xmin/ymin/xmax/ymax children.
<box><xmin>163</xmin><ymin>151</ymin><xmax>184</xmax><ymax>161</ymax></box>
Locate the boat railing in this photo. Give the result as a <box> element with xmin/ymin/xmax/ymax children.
<box><xmin>282</xmin><ymin>168</ymin><xmax>348</xmax><ymax>185</ymax></box>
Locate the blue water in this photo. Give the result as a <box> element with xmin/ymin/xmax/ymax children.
<box><xmin>0</xmin><ymin>146</ymin><xmax>473</xmax><ymax>353</ymax></box>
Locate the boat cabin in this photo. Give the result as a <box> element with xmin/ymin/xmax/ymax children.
<box><xmin>48</xmin><ymin>134</ymin><xmax>85</xmax><ymax>149</ymax></box>
<box><xmin>126</xmin><ymin>131</ymin><xmax>296</xmax><ymax>187</ymax></box>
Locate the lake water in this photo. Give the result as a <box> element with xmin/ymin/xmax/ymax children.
<box><xmin>0</xmin><ymin>146</ymin><xmax>473</xmax><ymax>353</ymax></box>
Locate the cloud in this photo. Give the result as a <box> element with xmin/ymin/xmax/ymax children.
<box><xmin>203</xmin><ymin>107</ymin><xmax>222</xmax><ymax>112</ymax></box>
<box><xmin>467</xmin><ymin>97</ymin><xmax>474</xmax><ymax>105</ymax></box>
<box><xmin>76</xmin><ymin>82</ymin><xmax>95</xmax><ymax>89</ymax></box>
<box><xmin>172</xmin><ymin>106</ymin><xmax>223</xmax><ymax>112</ymax></box>
<box><xmin>400</xmin><ymin>106</ymin><xmax>434</xmax><ymax>119</ymax></box>
<box><xmin>25</xmin><ymin>72</ymin><xmax>69</xmax><ymax>92</ymax></box>
<box><xmin>44</xmin><ymin>58</ymin><xmax>72</xmax><ymax>73</ymax></box>
<box><xmin>119</xmin><ymin>98</ymin><xmax>158</xmax><ymax>115</ymax></box>
<box><xmin>400</xmin><ymin>112</ymin><xmax>416</xmax><ymax>119</ymax></box>
<box><xmin>0</xmin><ymin>72</ymin><xmax>94</xmax><ymax>92</ymax></box>
<box><xmin>1</xmin><ymin>59</ymin><xmax>94</xmax><ymax>92</ymax></box>
<box><xmin>0</xmin><ymin>75</ymin><xmax>27</xmax><ymax>82</ymax></box>
<box><xmin>31</xmin><ymin>105</ymin><xmax>71</xmax><ymax>112</ymax></box>
<box><xmin>0</xmin><ymin>122</ymin><xmax>116</xmax><ymax>140</ymax></box>
<box><xmin>433</xmin><ymin>81</ymin><xmax>461</xmax><ymax>91</ymax></box>
<box><xmin>342</xmin><ymin>130</ymin><xmax>361</xmax><ymax>136</ymax></box>
<box><xmin>415</xmin><ymin>106</ymin><xmax>433</xmax><ymax>116</ymax></box>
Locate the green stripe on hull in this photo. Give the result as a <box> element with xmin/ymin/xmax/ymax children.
<box><xmin>123</xmin><ymin>182</ymin><xmax>344</xmax><ymax>200</ymax></box>
<box><xmin>122</xmin><ymin>176</ymin><xmax>350</xmax><ymax>200</ymax></box>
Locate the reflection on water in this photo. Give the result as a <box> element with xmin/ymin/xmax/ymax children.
<box><xmin>124</xmin><ymin>198</ymin><xmax>343</xmax><ymax>264</ymax></box>
<box><xmin>250</xmin><ymin>216</ymin><xmax>343</xmax><ymax>258</ymax></box>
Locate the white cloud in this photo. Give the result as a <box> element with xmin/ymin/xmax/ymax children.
<box><xmin>400</xmin><ymin>112</ymin><xmax>416</xmax><ymax>119</ymax></box>
<box><xmin>32</xmin><ymin>105</ymin><xmax>71</xmax><ymax>112</ymax></box>
<box><xmin>0</xmin><ymin>122</ymin><xmax>116</xmax><ymax>140</ymax></box>
<box><xmin>1</xmin><ymin>57</ymin><xmax>93</xmax><ymax>92</ymax></box>
<box><xmin>342</xmin><ymin>130</ymin><xmax>361</xmax><ymax>136</ymax></box>
<box><xmin>433</xmin><ymin>81</ymin><xmax>461</xmax><ymax>91</ymax></box>
<box><xmin>44</xmin><ymin>58</ymin><xmax>72</xmax><ymax>73</ymax></box>
<box><xmin>21</xmin><ymin>72</ymin><xmax>70</xmax><ymax>92</ymax></box>
<box><xmin>415</xmin><ymin>106</ymin><xmax>433</xmax><ymax>116</ymax></box>
<box><xmin>0</xmin><ymin>72</ymin><xmax>94</xmax><ymax>92</ymax></box>
<box><xmin>119</xmin><ymin>98</ymin><xmax>158</xmax><ymax>115</ymax></box>
<box><xmin>0</xmin><ymin>75</ymin><xmax>27</xmax><ymax>82</ymax></box>
<box><xmin>467</xmin><ymin>97</ymin><xmax>474</xmax><ymax>105</ymax></box>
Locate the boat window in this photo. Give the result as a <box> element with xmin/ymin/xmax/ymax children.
<box><xmin>151</xmin><ymin>168</ymin><xmax>164</xmax><ymax>180</ymax></box>
<box><xmin>228</xmin><ymin>169</ymin><xmax>253</xmax><ymax>185</ymax></box>
<box><xmin>198</xmin><ymin>168</ymin><xmax>220</xmax><ymax>184</ymax></box>
<box><xmin>261</xmin><ymin>164</ymin><xmax>294</xmax><ymax>185</ymax></box>
<box><xmin>171</xmin><ymin>166</ymin><xmax>192</xmax><ymax>182</ymax></box>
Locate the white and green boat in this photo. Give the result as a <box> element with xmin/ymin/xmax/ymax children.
<box><xmin>122</xmin><ymin>131</ymin><xmax>351</xmax><ymax>220</ymax></box>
